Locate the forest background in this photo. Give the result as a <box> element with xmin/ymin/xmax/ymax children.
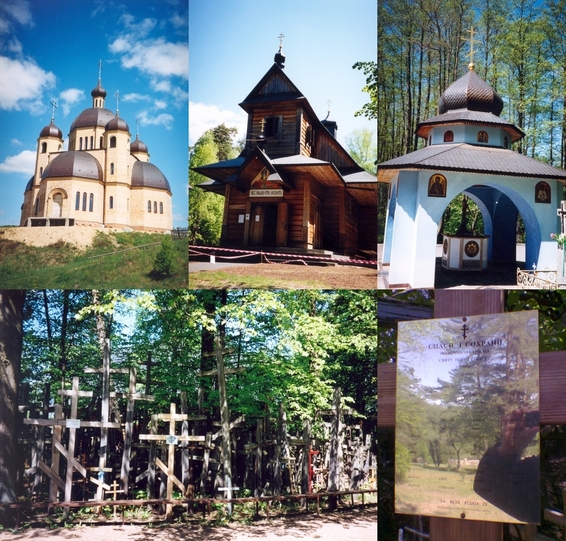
<box><xmin>377</xmin><ymin>0</ymin><xmax>566</xmax><ymax>240</ymax></box>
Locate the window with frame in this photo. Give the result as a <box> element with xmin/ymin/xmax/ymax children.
<box><xmin>153</xmin><ymin>201</ymin><xmax>157</xmax><ymax>213</ymax></box>
<box><xmin>109</xmin><ymin>196</ymin><xmax>114</xmax><ymax>209</ymax></box>
<box><xmin>89</xmin><ymin>193</ymin><xmax>94</xmax><ymax>212</ymax></box>
<box><xmin>264</xmin><ymin>115</ymin><xmax>282</xmax><ymax>140</ymax></box>
<box><xmin>82</xmin><ymin>192</ymin><xmax>87</xmax><ymax>211</ymax></box>
<box><xmin>75</xmin><ymin>191</ymin><xmax>80</xmax><ymax>210</ymax></box>
<box><xmin>444</xmin><ymin>130</ymin><xmax>454</xmax><ymax>142</ymax></box>
<box><xmin>148</xmin><ymin>200</ymin><xmax>152</xmax><ymax>212</ymax></box>
<box><xmin>477</xmin><ymin>131</ymin><xmax>489</xmax><ymax>143</ymax></box>
<box><xmin>110</xmin><ymin>163</ymin><xmax>114</xmax><ymax>175</ymax></box>
<box><xmin>41</xmin><ymin>142</ymin><xmax>47</xmax><ymax>153</ymax></box>
<box><xmin>159</xmin><ymin>202</ymin><xmax>163</xmax><ymax>214</ymax></box>
<box><xmin>110</xmin><ymin>136</ymin><xmax>116</xmax><ymax>148</ymax></box>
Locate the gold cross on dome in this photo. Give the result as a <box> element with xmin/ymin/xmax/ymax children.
<box><xmin>462</xmin><ymin>26</ymin><xmax>477</xmax><ymax>70</ymax></box>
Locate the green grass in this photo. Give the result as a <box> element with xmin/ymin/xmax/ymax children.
<box><xmin>0</xmin><ymin>232</ymin><xmax>188</xmax><ymax>288</ymax></box>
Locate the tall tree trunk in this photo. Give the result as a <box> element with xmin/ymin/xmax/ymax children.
<box><xmin>0</xmin><ymin>290</ymin><xmax>25</xmax><ymax>525</ymax></box>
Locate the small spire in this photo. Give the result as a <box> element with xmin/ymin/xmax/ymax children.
<box><xmin>462</xmin><ymin>27</ymin><xmax>477</xmax><ymax>71</ymax></box>
<box><xmin>50</xmin><ymin>99</ymin><xmax>58</xmax><ymax>123</ymax></box>
<box><xmin>274</xmin><ymin>33</ymin><xmax>286</xmax><ymax>68</ymax></box>
<box><xmin>325</xmin><ymin>99</ymin><xmax>332</xmax><ymax>120</ymax></box>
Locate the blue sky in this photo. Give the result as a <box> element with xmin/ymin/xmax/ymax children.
<box><xmin>188</xmin><ymin>0</ymin><xmax>377</xmax><ymax>148</ymax></box>
<box><xmin>0</xmin><ymin>0</ymin><xmax>188</xmax><ymax>228</ymax></box>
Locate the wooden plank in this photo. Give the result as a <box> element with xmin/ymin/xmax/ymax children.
<box><xmin>54</xmin><ymin>440</ymin><xmax>87</xmax><ymax>478</ymax></box>
<box><xmin>155</xmin><ymin>457</ymin><xmax>185</xmax><ymax>493</ymax></box>
<box><xmin>38</xmin><ymin>460</ymin><xmax>65</xmax><ymax>491</ymax></box>
<box><xmin>139</xmin><ymin>434</ymin><xmax>205</xmax><ymax>442</ymax></box>
<box><xmin>429</xmin><ymin>516</ymin><xmax>503</xmax><ymax>541</ymax></box>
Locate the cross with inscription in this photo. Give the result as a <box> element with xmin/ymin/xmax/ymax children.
<box><xmin>139</xmin><ymin>403</ymin><xmax>205</xmax><ymax>519</ymax></box>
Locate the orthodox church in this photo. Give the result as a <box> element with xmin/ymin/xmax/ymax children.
<box><xmin>192</xmin><ymin>47</ymin><xmax>377</xmax><ymax>258</ymax></box>
<box><xmin>379</xmin><ymin>62</ymin><xmax>566</xmax><ymax>288</ymax></box>
<box><xmin>20</xmin><ymin>74</ymin><xmax>173</xmax><ymax>233</ymax></box>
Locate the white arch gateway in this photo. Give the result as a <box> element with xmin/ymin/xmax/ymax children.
<box><xmin>379</xmin><ymin>66</ymin><xmax>566</xmax><ymax>288</ymax></box>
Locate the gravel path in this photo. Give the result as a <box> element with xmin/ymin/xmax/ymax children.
<box><xmin>0</xmin><ymin>508</ymin><xmax>377</xmax><ymax>541</ymax></box>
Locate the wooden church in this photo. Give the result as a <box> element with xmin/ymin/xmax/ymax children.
<box><xmin>192</xmin><ymin>47</ymin><xmax>377</xmax><ymax>258</ymax></box>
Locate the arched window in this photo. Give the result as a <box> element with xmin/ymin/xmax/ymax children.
<box><xmin>109</xmin><ymin>196</ymin><xmax>114</xmax><ymax>209</ymax></box>
<box><xmin>75</xmin><ymin>191</ymin><xmax>80</xmax><ymax>210</ymax></box>
<box><xmin>148</xmin><ymin>200</ymin><xmax>152</xmax><ymax>212</ymax></box>
<box><xmin>443</xmin><ymin>130</ymin><xmax>454</xmax><ymax>143</ymax></box>
<box><xmin>79</xmin><ymin>137</ymin><xmax>83</xmax><ymax>150</ymax></box>
<box><xmin>110</xmin><ymin>136</ymin><xmax>116</xmax><ymax>148</ymax></box>
<box><xmin>52</xmin><ymin>193</ymin><xmax>63</xmax><ymax>218</ymax></box>
<box><xmin>504</xmin><ymin>136</ymin><xmax>509</xmax><ymax>149</ymax></box>
<box><xmin>35</xmin><ymin>198</ymin><xmax>40</xmax><ymax>216</ymax></box>
<box><xmin>90</xmin><ymin>136</ymin><xmax>94</xmax><ymax>149</ymax></box>
<box><xmin>100</xmin><ymin>136</ymin><xmax>103</xmax><ymax>148</ymax></box>
<box><xmin>41</xmin><ymin>142</ymin><xmax>47</xmax><ymax>153</ymax></box>
<box><xmin>82</xmin><ymin>192</ymin><xmax>87</xmax><ymax>211</ymax></box>
<box><xmin>89</xmin><ymin>193</ymin><xmax>94</xmax><ymax>212</ymax></box>
<box><xmin>40</xmin><ymin>167</ymin><xmax>43</xmax><ymax>176</ymax></box>
<box><xmin>110</xmin><ymin>163</ymin><xmax>114</xmax><ymax>175</ymax></box>
<box><xmin>159</xmin><ymin>202</ymin><xmax>163</xmax><ymax>214</ymax></box>
<box><xmin>477</xmin><ymin>131</ymin><xmax>489</xmax><ymax>143</ymax></box>
<box><xmin>154</xmin><ymin>201</ymin><xmax>157</xmax><ymax>213</ymax></box>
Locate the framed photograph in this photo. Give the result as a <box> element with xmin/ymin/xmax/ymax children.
<box><xmin>395</xmin><ymin>311</ymin><xmax>540</xmax><ymax>524</ymax></box>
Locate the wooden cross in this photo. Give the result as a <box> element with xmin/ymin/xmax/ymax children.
<box><xmin>139</xmin><ymin>403</ymin><xmax>205</xmax><ymax>519</ymax></box>
<box><xmin>278</xmin><ymin>32</ymin><xmax>285</xmax><ymax>50</ymax></box>
<box><xmin>83</xmin><ymin>339</ymin><xmax>126</xmax><ymax>501</ymax></box>
<box><xmin>462</xmin><ymin>26</ymin><xmax>477</xmax><ymax>69</ymax></box>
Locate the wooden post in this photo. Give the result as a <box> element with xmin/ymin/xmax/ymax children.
<box><xmin>255</xmin><ymin>420</ymin><xmax>263</xmax><ymax>497</ymax></box>
<box><xmin>328</xmin><ymin>387</ymin><xmax>342</xmax><ymax>510</ymax></box>
<box><xmin>49</xmin><ymin>403</ymin><xmax>63</xmax><ymax>505</ymax></box>
<box><xmin>302</xmin><ymin>419</ymin><xmax>311</xmax><ymax>506</ymax></box>
<box><xmin>181</xmin><ymin>390</ymin><xmax>190</xmax><ymax>487</ymax></box>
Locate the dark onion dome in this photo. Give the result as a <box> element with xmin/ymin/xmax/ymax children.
<box><xmin>438</xmin><ymin>68</ymin><xmax>504</xmax><ymax>116</ymax></box>
<box><xmin>24</xmin><ymin>175</ymin><xmax>34</xmax><ymax>192</ymax></box>
<box><xmin>105</xmin><ymin>114</ymin><xmax>130</xmax><ymax>132</ymax></box>
<box><xmin>131</xmin><ymin>161</ymin><xmax>171</xmax><ymax>191</ymax></box>
<box><xmin>40</xmin><ymin>121</ymin><xmax>63</xmax><ymax>139</ymax></box>
<box><xmin>42</xmin><ymin>151</ymin><xmax>103</xmax><ymax>181</ymax></box>
<box><xmin>91</xmin><ymin>81</ymin><xmax>107</xmax><ymax>99</ymax></box>
<box><xmin>69</xmin><ymin>107</ymin><xmax>115</xmax><ymax>131</ymax></box>
<box><xmin>130</xmin><ymin>135</ymin><xmax>148</xmax><ymax>154</ymax></box>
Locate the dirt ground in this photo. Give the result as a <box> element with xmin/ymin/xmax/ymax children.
<box><xmin>190</xmin><ymin>263</ymin><xmax>378</xmax><ymax>289</ymax></box>
<box><xmin>0</xmin><ymin>227</ymin><xmax>111</xmax><ymax>249</ymax></box>
<box><xmin>0</xmin><ymin>507</ymin><xmax>377</xmax><ymax>541</ymax></box>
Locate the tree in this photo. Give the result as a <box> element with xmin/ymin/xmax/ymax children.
<box><xmin>0</xmin><ymin>290</ymin><xmax>25</xmax><ymax>525</ymax></box>
<box><xmin>353</xmin><ymin>61</ymin><xmax>377</xmax><ymax>120</ymax></box>
<box><xmin>211</xmin><ymin>124</ymin><xmax>239</xmax><ymax>161</ymax></box>
<box><xmin>189</xmin><ymin>131</ymin><xmax>224</xmax><ymax>245</ymax></box>
<box><xmin>152</xmin><ymin>236</ymin><xmax>174</xmax><ymax>278</ymax></box>
<box><xmin>345</xmin><ymin>128</ymin><xmax>377</xmax><ymax>174</ymax></box>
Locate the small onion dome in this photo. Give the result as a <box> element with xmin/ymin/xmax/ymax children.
<box><xmin>24</xmin><ymin>175</ymin><xmax>34</xmax><ymax>192</ymax></box>
<box><xmin>91</xmin><ymin>81</ymin><xmax>107</xmax><ymax>99</ymax></box>
<box><xmin>131</xmin><ymin>161</ymin><xmax>171</xmax><ymax>191</ymax></box>
<box><xmin>42</xmin><ymin>151</ymin><xmax>103</xmax><ymax>181</ymax></box>
<box><xmin>70</xmin><ymin>107</ymin><xmax>115</xmax><ymax>131</ymax></box>
<box><xmin>438</xmin><ymin>69</ymin><xmax>504</xmax><ymax>116</ymax></box>
<box><xmin>40</xmin><ymin>121</ymin><xmax>63</xmax><ymax>139</ymax></box>
<box><xmin>105</xmin><ymin>114</ymin><xmax>129</xmax><ymax>132</ymax></box>
<box><xmin>130</xmin><ymin>136</ymin><xmax>148</xmax><ymax>154</ymax></box>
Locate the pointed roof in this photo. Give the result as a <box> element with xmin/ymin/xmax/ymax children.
<box><xmin>239</xmin><ymin>63</ymin><xmax>305</xmax><ymax>111</ymax></box>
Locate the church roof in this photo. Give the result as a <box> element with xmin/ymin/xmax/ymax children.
<box><xmin>70</xmin><ymin>107</ymin><xmax>115</xmax><ymax>131</ymax></box>
<box><xmin>91</xmin><ymin>81</ymin><xmax>107</xmax><ymax>98</ymax></box>
<box><xmin>105</xmin><ymin>114</ymin><xmax>129</xmax><ymax>132</ymax></box>
<box><xmin>439</xmin><ymin>69</ymin><xmax>504</xmax><ymax>115</ymax></box>
<box><xmin>378</xmin><ymin>143</ymin><xmax>566</xmax><ymax>182</ymax></box>
<box><xmin>131</xmin><ymin>161</ymin><xmax>171</xmax><ymax>192</ymax></box>
<box><xmin>42</xmin><ymin>151</ymin><xmax>103</xmax><ymax>181</ymax></box>
<box><xmin>130</xmin><ymin>136</ymin><xmax>148</xmax><ymax>154</ymax></box>
<box><xmin>40</xmin><ymin>121</ymin><xmax>63</xmax><ymax>139</ymax></box>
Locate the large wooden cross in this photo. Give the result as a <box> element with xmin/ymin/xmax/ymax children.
<box><xmin>139</xmin><ymin>403</ymin><xmax>205</xmax><ymax>519</ymax></box>
<box><xmin>557</xmin><ymin>200</ymin><xmax>566</xmax><ymax>235</ymax></box>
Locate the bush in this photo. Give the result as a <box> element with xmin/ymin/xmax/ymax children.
<box><xmin>152</xmin><ymin>236</ymin><xmax>174</xmax><ymax>278</ymax></box>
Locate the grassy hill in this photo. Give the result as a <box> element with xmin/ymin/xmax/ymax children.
<box><xmin>0</xmin><ymin>231</ymin><xmax>187</xmax><ymax>288</ymax></box>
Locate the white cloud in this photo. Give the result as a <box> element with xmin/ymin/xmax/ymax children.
<box><xmin>123</xmin><ymin>92</ymin><xmax>148</xmax><ymax>103</ymax></box>
<box><xmin>10</xmin><ymin>138</ymin><xmax>23</xmax><ymax>146</ymax></box>
<box><xmin>151</xmin><ymin>79</ymin><xmax>171</xmax><ymax>93</ymax></box>
<box><xmin>0</xmin><ymin>0</ymin><xmax>33</xmax><ymax>32</ymax></box>
<box><xmin>138</xmin><ymin>110</ymin><xmax>174</xmax><ymax>130</ymax></box>
<box><xmin>154</xmin><ymin>99</ymin><xmax>167</xmax><ymax>110</ymax></box>
<box><xmin>189</xmin><ymin>102</ymin><xmax>247</xmax><ymax>146</ymax></box>
<box><xmin>0</xmin><ymin>56</ymin><xmax>55</xmax><ymax>111</ymax></box>
<box><xmin>0</xmin><ymin>149</ymin><xmax>35</xmax><ymax>175</ymax></box>
<box><xmin>59</xmin><ymin>88</ymin><xmax>84</xmax><ymax>115</ymax></box>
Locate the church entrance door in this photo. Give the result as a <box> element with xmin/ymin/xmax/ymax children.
<box><xmin>52</xmin><ymin>193</ymin><xmax>63</xmax><ymax>217</ymax></box>
<box><xmin>249</xmin><ymin>203</ymin><xmax>278</xmax><ymax>246</ymax></box>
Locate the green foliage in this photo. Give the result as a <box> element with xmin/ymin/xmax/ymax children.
<box><xmin>395</xmin><ymin>442</ymin><xmax>411</xmax><ymax>482</ymax></box>
<box><xmin>441</xmin><ymin>195</ymin><xmax>485</xmax><ymax>237</ymax></box>
<box><xmin>152</xmin><ymin>236</ymin><xmax>174</xmax><ymax>278</ymax></box>
<box><xmin>345</xmin><ymin>128</ymin><xmax>377</xmax><ymax>174</ymax></box>
<box><xmin>353</xmin><ymin>61</ymin><xmax>377</xmax><ymax>120</ymax></box>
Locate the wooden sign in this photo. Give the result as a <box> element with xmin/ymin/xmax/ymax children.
<box><xmin>395</xmin><ymin>311</ymin><xmax>540</xmax><ymax>524</ymax></box>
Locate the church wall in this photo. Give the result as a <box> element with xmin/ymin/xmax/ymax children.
<box><xmin>223</xmin><ymin>188</ymin><xmax>248</xmax><ymax>244</ymax></box>
<box><xmin>249</xmin><ymin>106</ymin><xmax>299</xmax><ymax>157</ymax></box>
<box><xmin>130</xmin><ymin>187</ymin><xmax>172</xmax><ymax>232</ymax></box>
<box><xmin>103</xmin><ymin>183</ymin><xmax>132</xmax><ymax>228</ymax></box>
<box><xmin>286</xmin><ymin>176</ymin><xmax>306</xmax><ymax>247</ymax></box>
<box><xmin>358</xmin><ymin>204</ymin><xmax>378</xmax><ymax>251</ymax></box>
